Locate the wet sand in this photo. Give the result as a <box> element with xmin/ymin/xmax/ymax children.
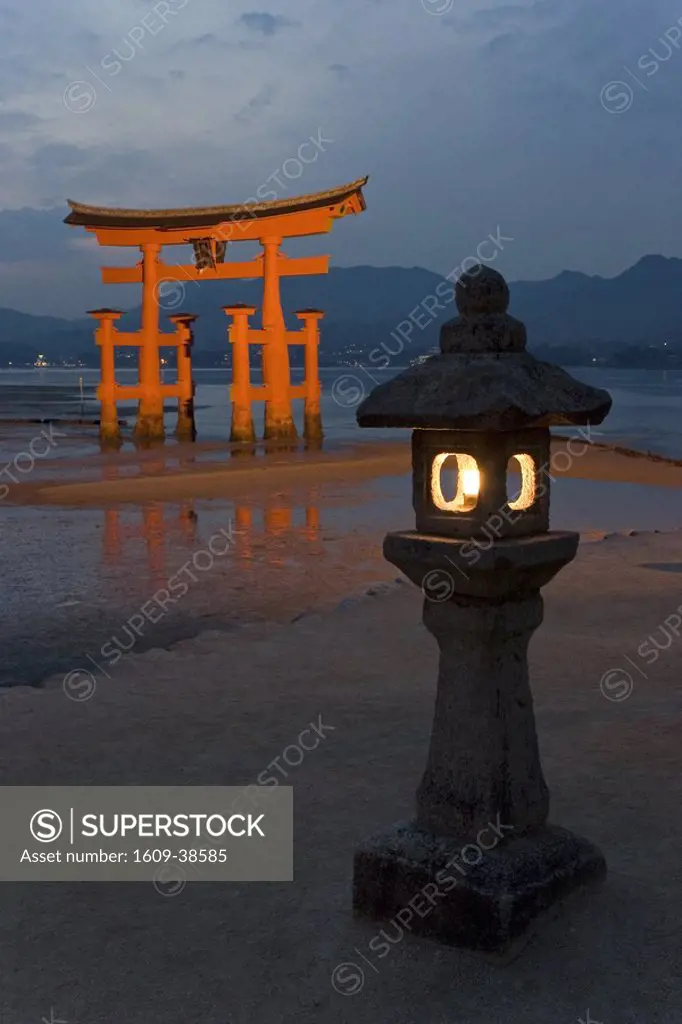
<box><xmin>6</xmin><ymin>435</ymin><xmax>682</xmax><ymax>507</ymax></box>
<box><xmin>2</xmin><ymin>437</ymin><xmax>681</xmax><ymax>687</ymax></box>
<box><xmin>1</xmin><ymin>529</ymin><xmax>681</xmax><ymax>1023</ymax></box>
<box><xmin>0</xmin><ymin>484</ymin><xmax>398</xmax><ymax>687</ymax></box>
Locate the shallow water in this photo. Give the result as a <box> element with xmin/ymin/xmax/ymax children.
<box><xmin>0</xmin><ymin>478</ymin><xmax>399</xmax><ymax>688</ymax></box>
<box><xmin>0</xmin><ymin>365</ymin><xmax>680</xmax><ymax>461</ymax></box>
<box><xmin>0</xmin><ymin>364</ymin><xmax>680</xmax><ymax>688</ymax></box>
<box><xmin>1</xmin><ymin>468</ymin><xmax>680</xmax><ymax>689</ymax></box>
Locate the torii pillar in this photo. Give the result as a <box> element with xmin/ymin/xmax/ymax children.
<box><xmin>135</xmin><ymin>242</ymin><xmax>165</xmax><ymax>442</ymax></box>
<box><xmin>261</xmin><ymin>236</ymin><xmax>297</xmax><ymax>441</ymax></box>
<box><xmin>225</xmin><ymin>304</ymin><xmax>257</xmax><ymax>443</ymax></box>
<box><xmin>168</xmin><ymin>313</ymin><xmax>197</xmax><ymax>441</ymax></box>
<box><xmin>296</xmin><ymin>308</ymin><xmax>324</xmax><ymax>442</ymax></box>
<box><xmin>90</xmin><ymin>308</ymin><xmax>122</xmax><ymax>447</ymax></box>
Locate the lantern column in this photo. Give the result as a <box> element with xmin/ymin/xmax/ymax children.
<box><xmin>90</xmin><ymin>308</ymin><xmax>122</xmax><ymax>447</ymax></box>
<box><xmin>135</xmin><ymin>241</ymin><xmax>165</xmax><ymax>441</ymax></box>
<box><xmin>295</xmin><ymin>309</ymin><xmax>324</xmax><ymax>442</ymax></box>
<box><xmin>351</xmin><ymin>266</ymin><xmax>613</xmax><ymax>955</ymax></box>
<box><xmin>261</xmin><ymin>236</ymin><xmax>297</xmax><ymax>441</ymax></box>
<box><xmin>168</xmin><ymin>314</ymin><xmax>197</xmax><ymax>441</ymax></box>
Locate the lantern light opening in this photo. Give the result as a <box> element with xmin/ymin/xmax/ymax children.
<box><xmin>431</xmin><ymin>453</ymin><xmax>480</xmax><ymax>513</ymax></box>
<box><xmin>507</xmin><ymin>453</ymin><xmax>536</xmax><ymax>511</ymax></box>
<box><xmin>461</xmin><ymin>467</ymin><xmax>480</xmax><ymax>497</ymax></box>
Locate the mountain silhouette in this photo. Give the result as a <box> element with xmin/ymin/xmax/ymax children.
<box><xmin>0</xmin><ymin>256</ymin><xmax>680</xmax><ymax>363</ymax></box>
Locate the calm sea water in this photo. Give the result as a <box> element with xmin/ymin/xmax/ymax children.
<box><xmin>0</xmin><ymin>364</ymin><xmax>680</xmax><ymax>459</ymax></box>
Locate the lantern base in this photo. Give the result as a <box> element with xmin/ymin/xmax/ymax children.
<box><xmin>353</xmin><ymin>819</ymin><xmax>606</xmax><ymax>956</ymax></box>
<box><xmin>384</xmin><ymin>529</ymin><xmax>579</xmax><ymax>601</ymax></box>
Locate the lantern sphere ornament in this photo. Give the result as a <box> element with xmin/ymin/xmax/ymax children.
<box><xmin>352</xmin><ymin>265</ymin><xmax>612</xmax><ymax>954</ymax></box>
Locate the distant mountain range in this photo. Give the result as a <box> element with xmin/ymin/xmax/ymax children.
<box><xmin>1</xmin><ymin>255</ymin><xmax>681</xmax><ymax>367</ymax></box>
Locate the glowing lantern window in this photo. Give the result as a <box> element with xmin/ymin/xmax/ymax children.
<box><xmin>355</xmin><ymin>265</ymin><xmax>612</xmax><ymax>544</ymax></box>
<box><xmin>431</xmin><ymin>453</ymin><xmax>480</xmax><ymax>513</ymax></box>
<box><xmin>507</xmin><ymin>454</ymin><xmax>536</xmax><ymax>511</ymax></box>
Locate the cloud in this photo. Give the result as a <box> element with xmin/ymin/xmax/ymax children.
<box><xmin>237</xmin><ymin>12</ymin><xmax>299</xmax><ymax>36</ymax></box>
<box><xmin>0</xmin><ymin>110</ymin><xmax>42</xmax><ymax>129</ymax></box>
<box><xmin>484</xmin><ymin>32</ymin><xmax>515</xmax><ymax>54</ymax></box>
<box><xmin>31</xmin><ymin>142</ymin><xmax>86</xmax><ymax>168</ymax></box>
<box><xmin>0</xmin><ymin>206</ymin><xmax>74</xmax><ymax>260</ymax></box>
<box><xmin>192</xmin><ymin>32</ymin><xmax>223</xmax><ymax>45</ymax></box>
<box><xmin>456</xmin><ymin>1</ymin><xmax>557</xmax><ymax>32</ymax></box>
<box><xmin>234</xmin><ymin>83</ymin><xmax>276</xmax><ymax>123</ymax></box>
<box><xmin>0</xmin><ymin>0</ymin><xmax>678</xmax><ymax>316</ymax></box>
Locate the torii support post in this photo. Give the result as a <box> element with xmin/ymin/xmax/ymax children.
<box><xmin>179</xmin><ymin>502</ymin><xmax>197</xmax><ymax>543</ymax></box>
<box><xmin>90</xmin><ymin>308</ymin><xmax>123</xmax><ymax>447</ymax></box>
<box><xmin>143</xmin><ymin>503</ymin><xmax>165</xmax><ymax>579</ymax></box>
<box><xmin>295</xmin><ymin>309</ymin><xmax>324</xmax><ymax>442</ymax></box>
<box><xmin>168</xmin><ymin>314</ymin><xmax>197</xmax><ymax>441</ymax></box>
<box><xmin>136</xmin><ymin>242</ymin><xmax>164</xmax><ymax>442</ymax></box>
<box><xmin>233</xmin><ymin>506</ymin><xmax>253</xmax><ymax>560</ymax></box>
<box><xmin>261</xmin><ymin>236</ymin><xmax>297</xmax><ymax>441</ymax></box>
<box><xmin>224</xmin><ymin>305</ymin><xmax>257</xmax><ymax>443</ymax></box>
<box><xmin>103</xmin><ymin>508</ymin><xmax>122</xmax><ymax>563</ymax></box>
<box><xmin>264</xmin><ymin>505</ymin><xmax>293</xmax><ymax>535</ymax></box>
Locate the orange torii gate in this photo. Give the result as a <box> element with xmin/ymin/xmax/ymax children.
<box><xmin>65</xmin><ymin>178</ymin><xmax>368</xmax><ymax>444</ymax></box>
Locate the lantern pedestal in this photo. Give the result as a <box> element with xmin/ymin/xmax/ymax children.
<box><xmin>352</xmin><ymin>529</ymin><xmax>606</xmax><ymax>954</ymax></box>
<box><xmin>353</xmin><ymin>821</ymin><xmax>605</xmax><ymax>956</ymax></box>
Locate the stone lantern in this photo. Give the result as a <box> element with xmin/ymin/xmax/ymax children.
<box><xmin>352</xmin><ymin>266</ymin><xmax>612</xmax><ymax>954</ymax></box>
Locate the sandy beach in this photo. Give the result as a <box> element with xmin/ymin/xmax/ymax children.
<box><xmin>7</xmin><ymin>434</ymin><xmax>682</xmax><ymax>506</ymax></box>
<box><xmin>0</xmin><ymin>523</ymin><xmax>681</xmax><ymax>1022</ymax></box>
<box><xmin>0</xmin><ymin>431</ymin><xmax>680</xmax><ymax>1022</ymax></box>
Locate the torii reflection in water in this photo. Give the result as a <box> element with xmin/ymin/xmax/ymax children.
<box><xmin>100</xmin><ymin>482</ymin><xmax>322</xmax><ymax>578</ymax></box>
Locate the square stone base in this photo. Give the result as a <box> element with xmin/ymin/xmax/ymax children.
<box><xmin>353</xmin><ymin>820</ymin><xmax>606</xmax><ymax>955</ymax></box>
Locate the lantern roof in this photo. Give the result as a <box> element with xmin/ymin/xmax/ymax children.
<box><xmin>356</xmin><ymin>267</ymin><xmax>612</xmax><ymax>430</ymax></box>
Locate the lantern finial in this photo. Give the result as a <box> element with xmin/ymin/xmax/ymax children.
<box><xmin>454</xmin><ymin>264</ymin><xmax>510</xmax><ymax>316</ymax></box>
<box><xmin>441</xmin><ymin>266</ymin><xmax>526</xmax><ymax>355</ymax></box>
